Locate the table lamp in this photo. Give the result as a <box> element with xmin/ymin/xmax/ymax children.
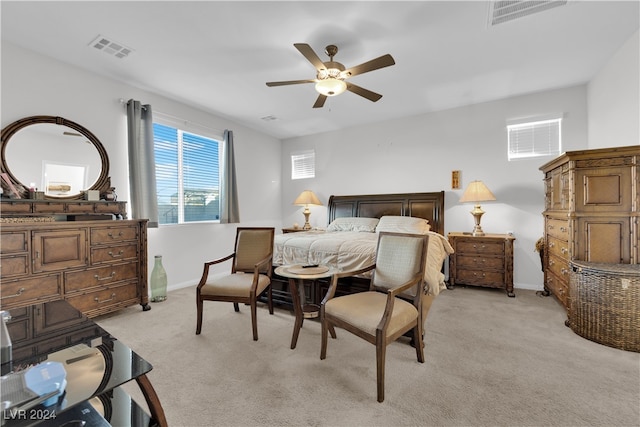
<box><xmin>459</xmin><ymin>180</ymin><xmax>496</xmax><ymax>236</ymax></box>
<box><xmin>293</xmin><ymin>190</ymin><xmax>322</xmax><ymax>230</ymax></box>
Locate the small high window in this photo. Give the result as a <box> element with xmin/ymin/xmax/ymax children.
<box><xmin>507</xmin><ymin>117</ymin><xmax>562</xmax><ymax>161</ymax></box>
<box><xmin>291</xmin><ymin>149</ymin><xmax>315</xmax><ymax>180</ymax></box>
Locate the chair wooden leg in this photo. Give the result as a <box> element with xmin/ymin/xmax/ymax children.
<box><xmin>250</xmin><ymin>299</ymin><xmax>258</xmax><ymax>341</ymax></box>
<box><xmin>233</xmin><ymin>302</ymin><xmax>240</xmax><ymax>312</ymax></box>
<box><xmin>320</xmin><ymin>317</ymin><xmax>328</xmax><ymax>359</ymax></box>
<box><xmin>414</xmin><ymin>325</ymin><xmax>425</xmax><ymax>363</ymax></box>
<box><xmin>195</xmin><ymin>295</ymin><xmax>203</xmax><ymax>335</ymax></box>
<box><xmin>376</xmin><ymin>335</ymin><xmax>386</xmax><ymax>403</ymax></box>
<box><xmin>267</xmin><ymin>286</ymin><xmax>274</xmax><ymax>315</ymax></box>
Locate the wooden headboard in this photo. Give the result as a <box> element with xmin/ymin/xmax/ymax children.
<box><xmin>327</xmin><ymin>191</ymin><xmax>445</xmax><ymax>236</ymax></box>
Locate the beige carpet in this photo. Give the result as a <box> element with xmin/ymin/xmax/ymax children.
<box><xmin>95</xmin><ymin>285</ymin><xmax>640</xmax><ymax>427</ymax></box>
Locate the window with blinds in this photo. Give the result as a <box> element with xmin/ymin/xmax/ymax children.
<box><xmin>507</xmin><ymin>117</ymin><xmax>562</xmax><ymax>161</ymax></box>
<box><xmin>291</xmin><ymin>149</ymin><xmax>315</xmax><ymax>180</ymax></box>
<box><xmin>153</xmin><ymin>122</ymin><xmax>221</xmax><ymax>225</ymax></box>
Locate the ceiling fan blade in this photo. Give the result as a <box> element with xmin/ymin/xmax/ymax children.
<box><xmin>266</xmin><ymin>79</ymin><xmax>316</xmax><ymax>87</ymax></box>
<box><xmin>313</xmin><ymin>94</ymin><xmax>327</xmax><ymax>109</ymax></box>
<box><xmin>343</xmin><ymin>54</ymin><xmax>395</xmax><ymax>78</ymax></box>
<box><xmin>346</xmin><ymin>82</ymin><xmax>383</xmax><ymax>102</ymax></box>
<box><xmin>294</xmin><ymin>43</ymin><xmax>326</xmax><ymax>71</ymax></box>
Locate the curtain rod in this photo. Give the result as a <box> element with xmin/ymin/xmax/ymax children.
<box><xmin>119</xmin><ymin>98</ymin><xmax>224</xmax><ymax>136</ymax></box>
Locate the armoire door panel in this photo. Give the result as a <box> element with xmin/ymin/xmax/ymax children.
<box><xmin>577</xmin><ymin>219</ymin><xmax>630</xmax><ymax>263</ymax></box>
<box><xmin>576</xmin><ymin>167</ymin><xmax>632</xmax><ymax>212</ymax></box>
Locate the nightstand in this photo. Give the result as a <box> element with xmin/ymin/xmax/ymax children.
<box><xmin>448</xmin><ymin>232</ymin><xmax>516</xmax><ymax>297</ymax></box>
<box><xmin>282</xmin><ymin>227</ymin><xmax>307</xmax><ymax>233</ymax></box>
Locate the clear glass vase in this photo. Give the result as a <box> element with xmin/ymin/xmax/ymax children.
<box><xmin>150</xmin><ymin>255</ymin><xmax>167</xmax><ymax>302</ymax></box>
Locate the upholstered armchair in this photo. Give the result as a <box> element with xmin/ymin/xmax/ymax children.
<box><xmin>320</xmin><ymin>232</ymin><xmax>429</xmax><ymax>402</ymax></box>
<box><xmin>196</xmin><ymin>227</ymin><xmax>275</xmax><ymax>341</ymax></box>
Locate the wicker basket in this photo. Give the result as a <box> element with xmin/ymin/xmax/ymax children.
<box><xmin>569</xmin><ymin>261</ymin><xmax>640</xmax><ymax>352</ymax></box>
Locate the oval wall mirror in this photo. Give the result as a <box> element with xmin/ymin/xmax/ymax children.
<box><xmin>1</xmin><ymin>116</ymin><xmax>111</xmax><ymax>200</ymax></box>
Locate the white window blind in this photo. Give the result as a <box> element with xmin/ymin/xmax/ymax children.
<box><xmin>508</xmin><ymin>117</ymin><xmax>562</xmax><ymax>161</ymax></box>
<box><xmin>291</xmin><ymin>150</ymin><xmax>315</xmax><ymax>180</ymax></box>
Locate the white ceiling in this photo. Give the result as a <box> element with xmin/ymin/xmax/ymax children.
<box><xmin>2</xmin><ymin>1</ymin><xmax>638</xmax><ymax>140</ymax></box>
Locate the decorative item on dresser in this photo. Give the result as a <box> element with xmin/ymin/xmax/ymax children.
<box><xmin>458</xmin><ymin>180</ymin><xmax>496</xmax><ymax>236</ymax></box>
<box><xmin>539</xmin><ymin>145</ymin><xmax>639</xmax><ymax>320</ymax></box>
<box><xmin>447</xmin><ymin>232</ymin><xmax>516</xmax><ymax>297</ymax></box>
<box><xmin>0</xmin><ymin>116</ymin><xmax>150</xmax><ymax>317</ymax></box>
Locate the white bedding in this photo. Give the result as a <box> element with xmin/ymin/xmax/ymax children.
<box><xmin>273</xmin><ymin>230</ymin><xmax>454</xmax><ymax>296</ymax></box>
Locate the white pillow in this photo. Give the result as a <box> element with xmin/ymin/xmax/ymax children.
<box><xmin>376</xmin><ymin>216</ymin><xmax>431</xmax><ymax>234</ymax></box>
<box><xmin>327</xmin><ymin>217</ymin><xmax>379</xmax><ymax>232</ymax></box>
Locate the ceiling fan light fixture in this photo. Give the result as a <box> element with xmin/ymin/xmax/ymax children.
<box><xmin>315</xmin><ymin>78</ymin><xmax>347</xmax><ymax>96</ymax></box>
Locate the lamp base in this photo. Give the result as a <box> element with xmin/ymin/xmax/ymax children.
<box><xmin>470</xmin><ymin>204</ymin><xmax>486</xmax><ymax>236</ymax></box>
<box><xmin>302</xmin><ymin>208</ymin><xmax>311</xmax><ymax>230</ymax></box>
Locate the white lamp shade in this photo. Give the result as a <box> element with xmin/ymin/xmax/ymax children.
<box><xmin>293</xmin><ymin>190</ymin><xmax>322</xmax><ymax>206</ymax></box>
<box><xmin>459</xmin><ymin>180</ymin><xmax>496</xmax><ymax>203</ymax></box>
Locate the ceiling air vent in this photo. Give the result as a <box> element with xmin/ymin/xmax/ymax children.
<box><xmin>89</xmin><ymin>35</ymin><xmax>134</xmax><ymax>59</ymax></box>
<box><xmin>488</xmin><ymin>1</ymin><xmax>568</xmax><ymax>26</ymax></box>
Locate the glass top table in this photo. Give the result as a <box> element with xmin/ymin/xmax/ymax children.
<box><xmin>1</xmin><ymin>300</ymin><xmax>166</xmax><ymax>426</ymax></box>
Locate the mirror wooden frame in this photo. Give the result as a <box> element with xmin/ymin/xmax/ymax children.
<box><xmin>1</xmin><ymin>115</ymin><xmax>111</xmax><ymax>200</ymax></box>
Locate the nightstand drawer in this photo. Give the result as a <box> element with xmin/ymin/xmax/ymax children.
<box><xmin>456</xmin><ymin>269</ymin><xmax>504</xmax><ymax>287</ymax></box>
<box><xmin>456</xmin><ymin>240</ymin><xmax>504</xmax><ymax>255</ymax></box>
<box><xmin>457</xmin><ymin>254</ymin><xmax>504</xmax><ymax>270</ymax></box>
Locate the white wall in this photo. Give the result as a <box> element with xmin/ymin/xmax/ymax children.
<box><xmin>1</xmin><ymin>42</ymin><xmax>283</xmax><ymax>291</ymax></box>
<box><xmin>588</xmin><ymin>29</ymin><xmax>640</xmax><ymax>148</ymax></box>
<box><xmin>281</xmin><ymin>85</ymin><xmax>589</xmax><ymax>291</ymax></box>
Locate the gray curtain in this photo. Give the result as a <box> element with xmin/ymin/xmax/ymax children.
<box><xmin>220</xmin><ymin>129</ymin><xmax>240</xmax><ymax>223</ymax></box>
<box><xmin>126</xmin><ymin>99</ymin><xmax>159</xmax><ymax>227</ymax></box>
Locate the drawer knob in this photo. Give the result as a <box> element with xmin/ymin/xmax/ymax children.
<box><xmin>108</xmin><ymin>250</ymin><xmax>125</xmax><ymax>258</ymax></box>
<box><xmin>94</xmin><ymin>271</ymin><xmax>116</xmax><ymax>281</ymax></box>
<box><xmin>4</xmin><ymin>287</ymin><xmax>26</xmax><ymax>299</ymax></box>
<box><xmin>107</xmin><ymin>231</ymin><xmax>124</xmax><ymax>239</ymax></box>
<box><xmin>94</xmin><ymin>293</ymin><xmax>117</xmax><ymax>304</ymax></box>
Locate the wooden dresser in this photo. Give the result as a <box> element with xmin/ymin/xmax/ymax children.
<box><xmin>539</xmin><ymin>145</ymin><xmax>639</xmax><ymax>311</ymax></box>
<box><xmin>0</xmin><ymin>200</ymin><xmax>149</xmax><ymax>318</ymax></box>
<box><xmin>447</xmin><ymin>232</ymin><xmax>516</xmax><ymax>297</ymax></box>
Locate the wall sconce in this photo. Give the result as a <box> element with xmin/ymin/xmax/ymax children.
<box><xmin>459</xmin><ymin>180</ymin><xmax>496</xmax><ymax>236</ymax></box>
<box><xmin>293</xmin><ymin>190</ymin><xmax>322</xmax><ymax>230</ymax></box>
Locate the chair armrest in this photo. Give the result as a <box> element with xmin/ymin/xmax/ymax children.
<box><xmin>250</xmin><ymin>255</ymin><xmax>274</xmax><ymax>290</ymax></box>
<box><xmin>321</xmin><ymin>264</ymin><xmax>375</xmax><ymax>305</ymax></box>
<box><xmin>196</xmin><ymin>253</ymin><xmax>235</xmax><ymax>289</ymax></box>
<box><xmin>377</xmin><ymin>274</ymin><xmax>424</xmax><ymax>333</ymax></box>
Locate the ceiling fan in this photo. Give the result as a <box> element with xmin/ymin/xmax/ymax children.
<box><xmin>266</xmin><ymin>43</ymin><xmax>395</xmax><ymax>108</ymax></box>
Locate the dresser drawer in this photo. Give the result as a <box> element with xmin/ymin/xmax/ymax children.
<box><xmin>66</xmin><ymin>282</ymin><xmax>139</xmax><ymax>316</ymax></box>
<box><xmin>456</xmin><ymin>240</ymin><xmax>504</xmax><ymax>255</ymax></box>
<box><xmin>1</xmin><ymin>274</ymin><xmax>61</xmax><ymax>307</ymax></box>
<box><xmin>91</xmin><ymin>226</ymin><xmax>138</xmax><ymax>245</ymax></box>
<box><xmin>0</xmin><ymin>231</ymin><xmax>28</xmax><ymax>254</ymax></box>
<box><xmin>457</xmin><ymin>254</ymin><xmax>504</xmax><ymax>270</ymax></box>
<box><xmin>548</xmin><ymin>253</ymin><xmax>570</xmax><ymax>283</ymax></box>
<box><xmin>65</xmin><ymin>262</ymin><xmax>138</xmax><ymax>292</ymax></box>
<box><xmin>546</xmin><ymin>218</ymin><xmax>569</xmax><ymax>240</ymax></box>
<box><xmin>33</xmin><ymin>202</ymin><xmax>66</xmax><ymax>214</ymax></box>
<box><xmin>456</xmin><ymin>269</ymin><xmax>505</xmax><ymax>287</ymax></box>
<box><xmin>94</xmin><ymin>202</ymin><xmax>125</xmax><ymax>214</ymax></box>
<box><xmin>545</xmin><ymin>271</ymin><xmax>568</xmax><ymax>307</ymax></box>
<box><xmin>90</xmin><ymin>243</ymin><xmax>138</xmax><ymax>264</ymax></box>
<box><xmin>547</xmin><ymin>235</ymin><xmax>569</xmax><ymax>259</ymax></box>
<box><xmin>1</xmin><ymin>254</ymin><xmax>29</xmax><ymax>277</ymax></box>
<box><xmin>0</xmin><ymin>202</ymin><xmax>32</xmax><ymax>214</ymax></box>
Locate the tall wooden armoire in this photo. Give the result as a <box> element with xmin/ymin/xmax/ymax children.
<box><xmin>539</xmin><ymin>145</ymin><xmax>639</xmax><ymax>311</ymax></box>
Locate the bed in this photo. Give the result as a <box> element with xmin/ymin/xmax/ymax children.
<box><xmin>270</xmin><ymin>191</ymin><xmax>453</xmax><ymax>306</ymax></box>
